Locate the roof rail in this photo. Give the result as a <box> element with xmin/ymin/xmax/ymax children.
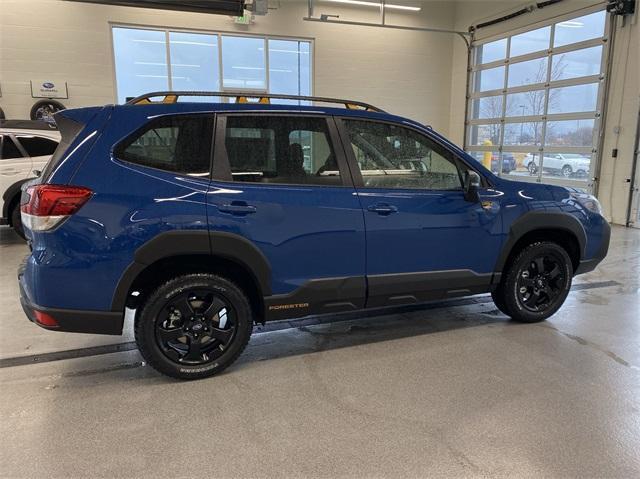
<box><xmin>125</xmin><ymin>91</ymin><xmax>385</xmax><ymax>113</ymax></box>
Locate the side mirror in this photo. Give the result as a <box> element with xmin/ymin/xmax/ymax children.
<box><xmin>464</xmin><ymin>170</ymin><xmax>481</xmax><ymax>202</ymax></box>
<box><xmin>33</xmin><ymin>169</ymin><xmax>42</xmax><ymax>177</ymax></box>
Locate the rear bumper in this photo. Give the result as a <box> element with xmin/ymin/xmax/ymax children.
<box><xmin>19</xmin><ymin>265</ymin><xmax>124</xmax><ymax>335</ymax></box>
<box><xmin>574</xmin><ymin>220</ymin><xmax>611</xmax><ymax>275</ymax></box>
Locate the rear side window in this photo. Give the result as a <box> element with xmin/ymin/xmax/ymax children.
<box><xmin>1</xmin><ymin>135</ymin><xmax>24</xmax><ymax>159</ymax></box>
<box><xmin>221</xmin><ymin>116</ymin><xmax>341</xmax><ymax>186</ymax></box>
<box><xmin>116</xmin><ymin>115</ymin><xmax>213</xmax><ymax>176</ymax></box>
<box><xmin>16</xmin><ymin>136</ymin><xmax>58</xmax><ymax>157</ymax></box>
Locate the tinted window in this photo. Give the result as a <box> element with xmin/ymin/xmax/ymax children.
<box><xmin>223</xmin><ymin>116</ymin><xmax>341</xmax><ymax>186</ymax></box>
<box><xmin>116</xmin><ymin>115</ymin><xmax>213</xmax><ymax>176</ymax></box>
<box><xmin>16</xmin><ymin>136</ymin><xmax>58</xmax><ymax>157</ymax></box>
<box><xmin>1</xmin><ymin>136</ymin><xmax>23</xmax><ymax>159</ymax></box>
<box><xmin>343</xmin><ymin>120</ymin><xmax>462</xmax><ymax>190</ymax></box>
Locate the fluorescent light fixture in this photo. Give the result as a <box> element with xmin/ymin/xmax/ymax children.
<box><xmin>557</xmin><ymin>21</ymin><xmax>584</xmax><ymax>28</ymax></box>
<box><xmin>324</xmin><ymin>0</ymin><xmax>421</xmax><ymax>11</ymax></box>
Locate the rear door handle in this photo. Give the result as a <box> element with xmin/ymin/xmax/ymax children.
<box><xmin>367</xmin><ymin>203</ymin><xmax>398</xmax><ymax>215</ymax></box>
<box><xmin>218</xmin><ymin>201</ymin><xmax>257</xmax><ymax>216</ymax></box>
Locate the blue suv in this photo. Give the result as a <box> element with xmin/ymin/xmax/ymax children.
<box><xmin>18</xmin><ymin>92</ymin><xmax>610</xmax><ymax>379</ymax></box>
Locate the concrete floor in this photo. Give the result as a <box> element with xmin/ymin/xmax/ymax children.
<box><xmin>0</xmin><ymin>226</ymin><xmax>638</xmax><ymax>478</ymax></box>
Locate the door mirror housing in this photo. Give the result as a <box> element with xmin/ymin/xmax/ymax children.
<box><xmin>464</xmin><ymin>170</ymin><xmax>481</xmax><ymax>202</ymax></box>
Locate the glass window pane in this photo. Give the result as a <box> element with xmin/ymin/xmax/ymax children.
<box><xmin>115</xmin><ymin>115</ymin><xmax>213</xmax><ymax>176</ymax></box>
<box><xmin>545</xmin><ymin>119</ymin><xmax>595</xmax><ymax>147</ymax></box>
<box><xmin>551</xmin><ymin>46</ymin><xmax>602</xmax><ymax>81</ymax></box>
<box><xmin>343</xmin><ymin>120</ymin><xmax>461</xmax><ymax>190</ymax></box>
<box><xmin>508</xmin><ymin>57</ymin><xmax>548</xmax><ymax>88</ymax></box>
<box><xmin>471</xmin><ymin>95</ymin><xmax>503</xmax><ymax>120</ymax></box>
<box><xmin>268</xmin><ymin>39</ymin><xmax>311</xmax><ymax>104</ymax></box>
<box><xmin>548</xmin><ymin>83</ymin><xmax>599</xmax><ymax>114</ymax></box>
<box><xmin>539</xmin><ymin>152</ymin><xmax>592</xmax><ymax>180</ymax></box>
<box><xmin>475</xmin><ymin>66</ymin><xmax>505</xmax><ymax>92</ymax></box>
<box><xmin>222</xmin><ymin>36</ymin><xmax>266</xmax><ymax>89</ymax></box>
<box><xmin>223</xmin><ymin>116</ymin><xmax>340</xmax><ymax>186</ymax></box>
<box><xmin>504</xmin><ymin>122</ymin><xmax>543</xmax><ymax>146</ymax></box>
<box><xmin>169</xmin><ymin>32</ymin><xmax>219</xmax><ymax>96</ymax></box>
<box><xmin>1</xmin><ymin>136</ymin><xmax>24</xmax><ymax>159</ymax></box>
<box><xmin>501</xmin><ymin>151</ymin><xmax>539</xmax><ymax>178</ymax></box>
<box><xmin>476</xmin><ymin>38</ymin><xmax>507</xmax><ymax>64</ymax></box>
<box><xmin>509</xmin><ymin>26</ymin><xmax>551</xmax><ymax>57</ymax></box>
<box><xmin>505</xmin><ymin>90</ymin><xmax>546</xmax><ymax>117</ymax></box>
<box><xmin>554</xmin><ymin>11</ymin><xmax>606</xmax><ymax>47</ymax></box>
<box><xmin>16</xmin><ymin>136</ymin><xmax>59</xmax><ymax>157</ymax></box>
<box><xmin>468</xmin><ymin>124</ymin><xmax>501</xmax><ymax>146</ymax></box>
<box><xmin>113</xmin><ymin>27</ymin><xmax>168</xmax><ymax>104</ymax></box>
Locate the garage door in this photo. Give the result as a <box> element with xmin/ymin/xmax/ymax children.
<box><xmin>465</xmin><ymin>6</ymin><xmax>610</xmax><ymax>194</ymax></box>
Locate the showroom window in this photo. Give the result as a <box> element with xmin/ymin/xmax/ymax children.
<box><xmin>112</xmin><ymin>27</ymin><xmax>312</xmax><ymax>104</ymax></box>
<box><xmin>465</xmin><ymin>8</ymin><xmax>609</xmax><ymax>191</ymax></box>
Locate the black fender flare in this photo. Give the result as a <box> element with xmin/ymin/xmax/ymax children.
<box><xmin>493</xmin><ymin>211</ymin><xmax>586</xmax><ymax>274</ymax></box>
<box><xmin>2</xmin><ymin>178</ymin><xmax>31</xmax><ymax>222</ymax></box>
<box><xmin>110</xmin><ymin>230</ymin><xmax>271</xmax><ymax>311</ymax></box>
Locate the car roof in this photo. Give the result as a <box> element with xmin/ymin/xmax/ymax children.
<box><xmin>114</xmin><ymin>101</ymin><xmax>431</xmax><ymax>129</ymax></box>
<box><xmin>0</xmin><ymin>128</ymin><xmax>61</xmax><ymax>139</ymax></box>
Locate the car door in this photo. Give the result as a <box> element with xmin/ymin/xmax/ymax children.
<box><xmin>208</xmin><ymin>113</ymin><xmax>366</xmax><ymax>320</ymax></box>
<box><xmin>337</xmin><ymin>117</ymin><xmax>504</xmax><ymax>308</ymax></box>
<box><xmin>15</xmin><ymin>134</ymin><xmax>59</xmax><ymax>173</ymax></box>
<box><xmin>0</xmin><ymin>134</ymin><xmax>32</xmax><ymax>196</ymax></box>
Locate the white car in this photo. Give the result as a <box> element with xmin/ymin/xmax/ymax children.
<box><xmin>525</xmin><ymin>153</ymin><xmax>591</xmax><ymax>178</ymax></box>
<box><xmin>1</xmin><ymin>120</ymin><xmax>60</xmax><ymax>238</ymax></box>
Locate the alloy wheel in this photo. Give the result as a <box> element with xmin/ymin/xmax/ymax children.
<box><xmin>516</xmin><ymin>253</ymin><xmax>567</xmax><ymax>313</ymax></box>
<box><xmin>154</xmin><ymin>289</ymin><xmax>236</xmax><ymax>365</ymax></box>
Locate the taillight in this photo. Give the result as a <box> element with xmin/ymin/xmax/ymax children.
<box><xmin>33</xmin><ymin>310</ymin><xmax>59</xmax><ymax>328</ymax></box>
<box><xmin>21</xmin><ymin>184</ymin><xmax>93</xmax><ymax>231</ymax></box>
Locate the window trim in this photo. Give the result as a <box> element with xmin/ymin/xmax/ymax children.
<box><xmin>335</xmin><ymin>117</ymin><xmax>483</xmax><ymax>191</ymax></box>
<box><xmin>212</xmin><ymin>112</ymin><xmax>354</xmax><ymax>189</ymax></box>
<box><xmin>112</xmin><ymin>113</ymin><xmax>216</xmax><ymax>178</ymax></box>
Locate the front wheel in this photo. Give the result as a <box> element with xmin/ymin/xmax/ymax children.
<box><xmin>528</xmin><ymin>162</ymin><xmax>538</xmax><ymax>175</ymax></box>
<box><xmin>135</xmin><ymin>274</ymin><xmax>253</xmax><ymax>379</ymax></box>
<box><xmin>561</xmin><ymin>165</ymin><xmax>573</xmax><ymax>178</ymax></box>
<box><xmin>495</xmin><ymin>242</ymin><xmax>573</xmax><ymax>323</ymax></box>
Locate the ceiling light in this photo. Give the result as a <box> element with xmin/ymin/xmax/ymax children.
<box><xmin>557</xmin><ymin>21</ymin><xmax>584</xmax><ymax>28</ymax></box>
<box><xmin>324</xmin><ymin>0</ymin><xmax>421</xmax><ymax>11</ymax></box>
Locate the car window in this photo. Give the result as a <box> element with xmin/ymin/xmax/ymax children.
<box><xmin>1</xmin><ymin>135</ymin><xmax>24</xmax><ymax>159</ymax></box>
<box><xmin>115</xmin><ymin>115</ymin><xmax>213</xmax><ymax>176</ymax></box>
<box><xmin>16</xmin><ymin>135</ymin><xmax>58</xmax><ymax>157</ymax></box>
<box><xmin>342</xmin><ymin>120</ymin><xmax>462</xmax><ymax>190</ymax></box>
<box><xmin>222</xmin><ymin>116</ymin><xmax>341</xmax><ymax>186</ymax></box>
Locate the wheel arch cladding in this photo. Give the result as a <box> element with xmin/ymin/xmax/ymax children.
<box><xmin>2</xmin><ymin>178</ymin><xmax>30</xmax><ymax>223</ymax></box>
<box><xmin>111</xmin><ymin>231</ymin><xmax>271</xmax><ymax>318</ymax></box>
<box><xmin>495</xmin><ymin>212</ymin><xmax>586</xmax><ymax>274</ymax></box>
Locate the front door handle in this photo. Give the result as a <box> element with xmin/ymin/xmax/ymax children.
<box><xmin>367</xmin><ymin>203</ymin><xmax>399</xmax><ymax>215</ymax></box>
<box><xmin>218</xmin><ymin>201</ymin><xmax>257</xmax><ymax>216</ymax></box>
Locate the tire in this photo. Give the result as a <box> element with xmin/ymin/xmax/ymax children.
<box><xmin>490</xmin><ymin>286</ymin><xmax>509</xmax><ymax>315</ymax></box>
<box><xmin>10</xmin><ymin>202</ymin><xmax>26</xmax><ymax>240</ymax></box>
<box><xmin>528</xmin><ymin>162</ymin><xmax>537</xmax><ymax>175</ymax></box>
<box><xmin>496</xmin><ymin>242</ymin><xmax>573</xmax><ymax>323</ymax></box>
<box><xmin>561</xmin><ymin>165</ymin><xmax>573</xmax><ymax>178</ymax></box>
<box><xmin>135</xmin><ymin>273</ymin><xmax>253</xmax><ymax>380</ymax></box>
<box><xmin>30</xmin><ymin>99</ymin><xmax>65</xmax><ymax>122</ymax></box>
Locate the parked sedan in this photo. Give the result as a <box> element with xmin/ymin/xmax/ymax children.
<box><xmin>526</xmin><ymin>153</ymin><xmax>591</xmax><ymax>178</ymax></box>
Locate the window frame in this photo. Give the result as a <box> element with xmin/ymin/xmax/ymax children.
<box><xmin>109</xmin><ymin>23</ymin><xmax>314</xmax><ymax>104</ymax></box>
<box><xmin>212</xmin><ymin>112</ymin><xmax>353</xmax><ymax>188</ymax></box>
<box><xmin>336</xmin><ymin>117</ymin><xmax>484</xmax><ymax>191</ymax></box>
<box><xmin>112</xmin><ymin>113</ymin><xmax>216</xmax><ymax>177</ymax></box>
<box><xmin>465</xmin><ymin>5</ymin><xmax>610</xmax><ymax>192</ymax></box>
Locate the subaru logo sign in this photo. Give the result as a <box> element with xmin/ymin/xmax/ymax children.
<box><xmin>42</xmin><ymin>82</ymin><xmax>55</xmax><ymax>89</ymax></box>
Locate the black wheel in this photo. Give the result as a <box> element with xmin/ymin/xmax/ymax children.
<box><xmin>10</xmin><ymin>202</ymin><xmax>26</xmax><ymax>240</ymax></box>
<box><xmin>135</xmin><ymin>274</ymin><xmax>253</xmax><ymax>379</ymax></box>
<box><xmin>528</xmin><ymin>162</ymin><xmax>538</xmax><ymax>175</ymax></box>
<box><xmin>497</xmin><ymin>242</ymin><xmax>573</xmax><ymax>323</ymax></box>
<box><xmin>30</xmin><ymin>100</ymin><xmax>65</xmax><ymax>122</ymax></box>
<box><xmin>561</xmin><ymin>165</ymin><xmax>573</xmax><ymax>178</ymax></box>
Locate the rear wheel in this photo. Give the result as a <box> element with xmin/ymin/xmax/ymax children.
<box><xmin>528</xmin><ymin>162</ymin><xmax>538</xmax><ymax>175</ymax></box>
<box><xmin>495</xmin><ymin>242</ymin><xmax>573</xmax><ymax>323</ymax></box>
<box><xmin>561</xmin><ymin>165</ymin><xmax>573</xmax><ymax>178</ymax></box>
<box><xmin>10</xmin><ymin>202</ymin><xmax>26</xmax><ymax>240</ymax></box>
<box><xmin>135</xmin><ymin>273</ymin><xmax>253</xmax><ymax>379</ymax></box>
